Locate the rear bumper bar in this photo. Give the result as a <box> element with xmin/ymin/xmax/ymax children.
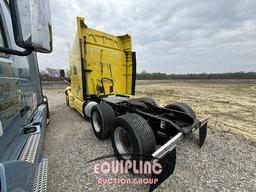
<box><xmin>152</xmin><ymin>132</ymin><xmax>183</xmax><ymax>159</ymax></box>
<box><xmin>149</xmin><ymin>118</ymin><xmax>208</xmax><ymax>192</ymax></box>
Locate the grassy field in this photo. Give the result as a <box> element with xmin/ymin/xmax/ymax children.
<box><xmin>43</xmin><ymin>79</ymin><xmax>256</xmax><ymax>141</ymax></box>
<box><xmin>135</xmin><ymin>80</ymin><xmax>256</xmax><ymax>141</ymax></box>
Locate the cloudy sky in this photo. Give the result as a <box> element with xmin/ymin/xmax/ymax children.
<box><xmin>38</xmin><ymin>0</ymin><xmax>256</xmax><ymax>74</ymax></box>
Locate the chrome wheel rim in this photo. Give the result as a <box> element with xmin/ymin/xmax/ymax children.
<box><xmin>114</xmin><ymin>127</ymin><xmax>133</xmax><ymax>159</ymax></box>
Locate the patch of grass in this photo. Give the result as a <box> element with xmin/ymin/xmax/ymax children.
<box><xmin>136</xmin><ymin>88</ymin><xmax>176</xmax><ymax>97</ymax></box>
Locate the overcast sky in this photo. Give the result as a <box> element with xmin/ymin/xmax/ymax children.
<box><xmin>38</xmin><ymin>0</ymin><xmax>256</xmax><ymax>74</ymax></box>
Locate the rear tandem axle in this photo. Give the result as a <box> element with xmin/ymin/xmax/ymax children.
<box><xmin>87</xmin><ymin>96</ymin><xmax>208</xmax><ymax>191</ymax></box>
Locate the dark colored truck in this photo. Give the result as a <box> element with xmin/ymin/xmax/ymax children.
<box><xmin>0</xmin><ymin>0</ymin><xmax>52</xmax><ymax>191</ymax></box>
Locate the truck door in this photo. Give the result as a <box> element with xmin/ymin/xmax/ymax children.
<box><xmin>0</xmin><ymin>6</ymin><xmax>41</xmax><ymax>159</ymax></box>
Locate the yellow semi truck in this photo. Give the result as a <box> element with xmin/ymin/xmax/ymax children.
<box><xmin>61</xmin><ymin>17</ymin><xmax>208</xmax><ymax>191</ymax></box>
<box><xmin>62</xmin><ymin>17</ymin><xmax>136</xmax><ymax>116</ymax></box>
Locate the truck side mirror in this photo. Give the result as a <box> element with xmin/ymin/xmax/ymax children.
<box><xmin>0</xmin><ymin>0</ymin><xmax>53</xmax><ymax>56</ymax></box>
<box><xmin>10</xmin><ymin>0</ymin><xmax>53</xmax><ymax>53</ymax></box>
<box><xmin>60</xmin><ymin>70</ymin><xmax>65</xmax><ymax>79</ymax></box>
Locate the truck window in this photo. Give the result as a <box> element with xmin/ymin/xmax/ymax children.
<box><xmin>0</xmin><ymin>24</ymin><xmax>35</xmax><ymax>131</ymax></box>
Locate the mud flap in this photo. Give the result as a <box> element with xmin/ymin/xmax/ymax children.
<box><xmin>149</xmin><ymin>148</ymin><xmax>176</xmax><ymax>192</ymax></box>
<box><xmin>199</xmin><ymin>123</ymin><xmax>207</xmax><ymax>147</ymax></box>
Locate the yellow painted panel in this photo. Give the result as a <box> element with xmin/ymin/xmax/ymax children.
<box><xmin>67</xmin><ymin>89</ymin><xmax>84</xmax><ymax>116</ymax></box>
<box><xmin>69</xmin><ymin>17</ymin><xmax>134</xmax><ymax>102</ymax></box>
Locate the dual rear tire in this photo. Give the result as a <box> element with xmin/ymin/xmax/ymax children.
<box><xmin>156</xmin><ymin>102</ymin><xmax>196</xmax><ymax>144</ymax></box>
<box><xmin>91</xmin><ymin>103</ymin><xmax>115</xmax><ymax>139</ymax></box>
<box><xmin>90</xmin><ymin>101</ymin><xmax>196</xmax><ymax>161</ymax></box>
<box><xmin>91</xmin><ymin>103</ymin><xmax>156</xmax><ymax>160</ymax></box>
<box><xmin>165</xmin><ymin>102</ymin><xmax>196</xmax><ymax>118</ymax></box>
<box><xmin>111</xmin><ymin>113</ymin><xmax>156</xmax><ymax>160</ymax></box>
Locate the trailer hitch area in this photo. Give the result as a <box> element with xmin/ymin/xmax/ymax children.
<box><xmin>149</xmin><ymin>132</ymin><xmax>183</xmax><ymax>192</ymax></box>
<box><xmin>192</xmin><ymin>117</ymin><xmax>209</xmax><ymax>147</ymax></box>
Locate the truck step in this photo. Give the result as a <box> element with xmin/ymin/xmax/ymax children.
<box><xmin>33</xmin><ymin>158</ymin><xmax>48</xmax><ymax>192</ymax></box>
<box><xmin>19</xmin><ymin>134</ymin><xmax>40</xmax><ymax>163</ymax></box>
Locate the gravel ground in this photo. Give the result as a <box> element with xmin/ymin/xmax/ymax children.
<box><xmin>43</xmin><ymin>89</ymin><xmax>256</xmax><ymax>192</ymax></box>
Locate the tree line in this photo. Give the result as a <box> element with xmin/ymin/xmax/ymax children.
<box><xmin>137</xmin><ymin>71</ymin><xmax>256</xmax><ymax>80</ymax></box>
<box><xmin>40</xmin><ymin>68</ymin><xmax>256</xmax><ymax>81</ymax></box>
<box><xmin>40</xmin><ymin>68</ymin><xmax>70</xmax><ymax>81</ymax></box>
